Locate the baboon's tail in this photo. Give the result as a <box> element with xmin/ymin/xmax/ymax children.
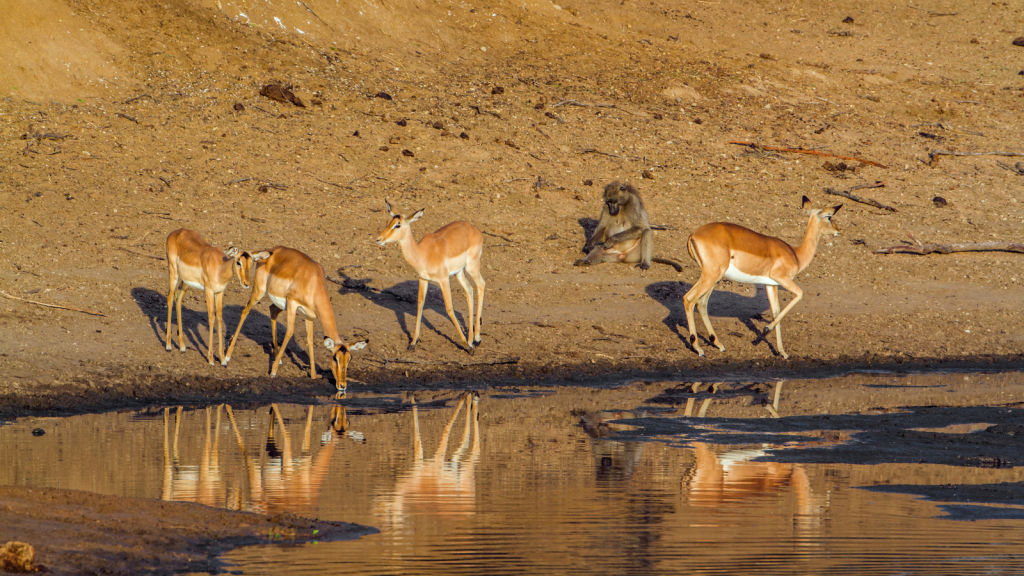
<box><xmin>652</xmin><ymin>257</ymin><xmax>684</xmax><ymax>272</ymax></box>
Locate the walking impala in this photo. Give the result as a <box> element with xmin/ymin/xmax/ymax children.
<box><xmin>683</xmin><ymin>196</ymin><xmax>841</xmax><ymax>359</ymax></box>
<box><xmin>165</xmin><ymin>228</ymin><xmax>257</xmax><ymax>364</ymax></box>
<box><xmin>223</xmin><ymin>247</ymin><xmax>366</xmax><ymax>389</ymax></box>
<box><xmin>375</xmin><ymin>200</ymin><xmax>486</xmax><ymax>355</ymax></box>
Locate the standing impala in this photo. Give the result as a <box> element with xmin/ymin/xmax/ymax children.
<box><xmin>223</xmin><ymin>247</ymin><xmax>366</xmax><ymax>389</ymax></box>
<box><xmin>683</xmin><ymin>196</ymin><xmax>841</xmax><ymax>359</ymax></box>
<box><xmin>376</xmin><ymin>200</ymin><xmax>486</xmax><ymax>355</ymax></box>
<box><xmin>165</xmin><ymin>228</ymin><xmax>257</xmax><ymax>365</ymax></box>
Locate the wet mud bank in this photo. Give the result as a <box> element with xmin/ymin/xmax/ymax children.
<box><xmin>3</xmin><ymin>353</ymin><xmax>1024</xmax><ymax>420</ymax></box>
<box><xmin>0</xmin><ymin>485</ymin><xmax>376</xmax><ymax>576</ymax></box>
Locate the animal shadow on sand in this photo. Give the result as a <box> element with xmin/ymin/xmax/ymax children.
<box><xmin>577</xmin><ymin>218</ymin><xmax>599</xmax><ymax>250</ymax></box>
<box><xmin>131</xmin><ymin>286</ymin><xmax>318</xmax><ymax>374</ymax></box>
<box><xmin>645</xmin><ymin>281</ymin><xmax>785</xmax><ymax>357</ymax></box>
<box><xmin>333</xmin><ymin>270</ymin><xmax>469</xmax><ymax>351</ymax></box>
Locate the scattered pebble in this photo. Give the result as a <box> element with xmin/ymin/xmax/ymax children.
<box><xmin>402</xmin><ymin>149</ymin><xmax>414</xmax><ymax>157</ymax></box>
<box><xmin>31</xmin><ymin>428</ymin><xmax>44</xmax><ymax>436</ymax></box>
<box><xmin>460</xmin><ymin>132</ymin><xmax>470</xmax><ymax>139</ymax></box>
<box><xmin>1013</xmin><ymin>37</ymin><xmax>1024</xmax><ymax>47</ymax></box>
<box><xmin>260</xmin><ymin>84</ymin><xmax>305</xmax><ymax>107</ymax></box>
<box><xmin>583</xmin><ymin>179</ymin><xmax>594</xmax><ymax>186</ymax></box>
<box><xmin>375</xmin><ymin>91</ymin><xmax>393</xmax><ymax>100</ymax></box>
<box><xmin>933</xmin><ymin>196</ymin><xmax>948</xmax><ymax>207</ymax></box>
<box><xmin>233</xmin><ymin>102</ymin><xmax>245</xmax><ymax>111</ymax></box>
<box><xmin>432</xmin><ymin>121</ymin><xmax>444</xmax><ymax>129</ymax></box>
<box><xmin>396</xmin><ymin>119</ymin><xmax>407</xmax><ymax>126</ymax></box>
<box><xmin>642</xmin><ymin>170</ymin><xmax>655</xmax><ymax>179</ymax></box>
<box><xmin>842</xmin><ymin>16</ymin><xmax>854</xmax><ymax>23</ymax></box>
<box><xmin>492</xmin><ymin>86</ymin><xmax>505</xmax><ymax>95</ymax></box>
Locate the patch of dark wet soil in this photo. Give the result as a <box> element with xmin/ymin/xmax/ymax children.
<box><xmin>4</xmin><ymin>356</ymin><xmax>1024</xmax><ymax>421</ymax></box>
<box><xmin>0</xmin><ymin>485</ymin><xmax>376</xmax><ymax>576</ymax></box>
<box><xmin>620</xmin><ymin>406</ymin><xmax>1024</xmax><ymax>468</ymax></box>
<box><xmin>861</xmin><ymin>482</ymin><xmax>1024</xmax><ymax>521</ymax></box>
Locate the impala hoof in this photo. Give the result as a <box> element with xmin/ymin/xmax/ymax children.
<box><xmin>165</xmin><ymin>344</ymin><xmax>173</xmax><ymax>352</ymax></box>
<box><xmin>222</xmin><ymin>357</ymin><xmax>230</xmax><ymax>367</ymax></box>
<box><xmin>179</xmin><ymin>346</ymin><xmax>187</xmax><ymax>353</ymax></box>
<box><xmin>269</xmin><ymin>372</ymin><xmax>277</xmax><ymax>378</ymax></box>
<box><xmin>474</xmin><ymin>336</ymin><xmax>482</xmax><ymax>345</ymax></box>
<box><xmin>408</xmin><ymin>343</ymin><xmax>417</xmax><ymax>352</ymax></box>
<box><xmin>467</xmin><ymin>346</ymin><xmax>476</xmax><ymax>356</ymax></box>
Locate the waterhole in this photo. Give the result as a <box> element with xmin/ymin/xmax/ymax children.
<box><xmin>3</xmin><ymin>371</ymin><xmax>1024</xmax><ymax>574</ymax></box>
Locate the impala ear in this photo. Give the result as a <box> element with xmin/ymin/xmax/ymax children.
<box><xmin>252</xmin><ymin>251</ymin><xmax>272</xmax><ymax>262</ymax></box>
<box><xmin>225</xmin><ymin>246</ymin><xmax>239</xmax><ymax>258</ymax></box>
<box><xmin>409</xmin><ymin>209</ymin><xmax>425</xmax><ymax>222</ymax></box>
<box><xmin>349</xmin><ymin>340</ymin><xmax>368</xmax><ymax>351</ymax></box>
<box><xmin>324</xmin><ymin>337</ymin><xmax>336</xmax><ymax>350</ymax></box>
<box><xmin>385</xmin><ymin>199</ymin><xmax>395</xmax><ymax>216</ymax></box>
<box><xmin>801</xmin><ymin>195</ymin><xmax>812</xmax><ymax>210</ymax></box>
<box><xmin>832</xmin><ymin>204</ymin><xmax>843</xmax><ymax>215</ymax></box>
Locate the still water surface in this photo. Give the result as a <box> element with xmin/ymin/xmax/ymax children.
<box><xmin>3</xmin><ymin>375</ymin><xmax>1024</xmax><ymax>574</ymax></box>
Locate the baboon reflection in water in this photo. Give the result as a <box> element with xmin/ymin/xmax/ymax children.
<box><xmin>376</xmin><ymin>392</ymin><xmax>482</xmax><ymax>529</ymax></box>
<box><xmin>161</xmin><ymin>404</ymin><xmax>354</xmax><ymax>516</ymax></box>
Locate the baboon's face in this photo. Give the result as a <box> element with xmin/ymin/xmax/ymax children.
<box><xmin>603</xmin><ymin>182</ymin><xmax>633</xmax><ymax>216</ymax></box>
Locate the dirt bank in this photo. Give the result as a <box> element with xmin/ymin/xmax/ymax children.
<box><xmin>0</xmin><ymin>485</ymin><xmax>374</xmax><ymax>575</ymax></box>
<box><xmin>2</xmin><ymin>0</ymin><xmax>1024</xmax><ymax>409</ymax></box>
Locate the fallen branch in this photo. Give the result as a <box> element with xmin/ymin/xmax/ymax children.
<box><xmin>1</xmin><ymin>290</ymin><xmax>107</xmax><ymax>317</ymax></box>
<box><xmin>727</xmin><ymin>141</ymin><xmax>887</xmax><ymax>168</ymax></box>
<box><xmin>116</xmin><ymin>113</ymin><xmax>139</xmax><ymax>123</ymax></box>
<box><xmin>581</xmin><ymin>148</ymin><xmax>641</xmax><ymax>161</ymax></box>
<box><xmin>123</xmin><ymin>93</ymin><xmax>156</xmax><ymax>104</ymax></box>
<box><xmin>482</xmin><ymin>230</ymin><xmax>516</xmax><ymax>243</ymax></box>
<box><xmin>650</xmin><ymin>224</ymin><xmax>675</xmax><ymax>231</ymax></box>
<box><xmin>117</xmin><ymin>246</ymin><xmax>165</xmax><ymax>260</ymax></box>
<box><xmin>928</xmin><ymin>149</ymin><xmax>1024</xmax><ymax>167</ymax></box>
<box><xmin>823</xmin><ymin>181</ymin><xmax>894</xmax><ymax>212</ymax></box>
<box><xmin>874</xmin><ymin>241</ymin><xmax>1024</xmax><ymax>255</ymax></box>
<box><xmin>996</xmin><ymin>161</ymin><xmax>1024</xmax><ymax>175</ymax></box>
<box><xmin>373</xmin><ymin>354</ymin><xmax>520</xmax><ymax>367</ymax></box>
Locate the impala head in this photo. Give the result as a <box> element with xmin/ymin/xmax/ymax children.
<box><xmin>324</xmin><ymin>337</ymin><xmax>368</xmax><ymax>390</ymax></box>
<box><xmin>802</xmin><ymin>195</ymin><xmax>843</xmax><ymax>237</ymax></box>
<box><xmin>376</xmin><ymin>200</ymin><xmax>424</xmax><ymax>245</ymax></box>
<box><xmin>225</xmin><ymin>246</ymin><xmax>257</xmax><ymax>289</ymax></box>
<box><xmin>603</xmin><ymin>181</ymin><xmax>638</xmax><ymax>216</ymax></box>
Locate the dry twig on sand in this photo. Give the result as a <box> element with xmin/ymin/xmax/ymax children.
<box><xmin>1</xmin><ymin>290</ymin><xmax>107</xmax><ymax>317</ymax></box>
<box><xmin>928</xmin><ymin>150</ymin><xmax>1024</xmax><ymax>167</ymax></box>
<box><xmin>727</xmin><ymin>140</ymin><xmax>887</xmax><ymax>168</ymax></box>
<box><xmin>874</xmin><ymin>235</ymin><xmax>1024</xmax><ymax>255</ymax></box>
<box><xmin>823</xmin><ymin>181</ymin><xmax>894</xmax><ymax>212</ymax></box>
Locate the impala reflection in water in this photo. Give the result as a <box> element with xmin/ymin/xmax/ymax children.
<box><xmin>161</xmin><ymin>403</ymin><xmax>356</xmax><ymax>516</ymax></box>
<box><xmin>375</xmin><ymin>393</ymin><xmax>481</xmax><ymax>531</ymax></box>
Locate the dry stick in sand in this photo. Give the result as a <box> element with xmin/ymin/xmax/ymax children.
<box><xmin>1</xmin><ymin>290</ymin><xmax>107</xmax><ymax>317</ymax></box>
<box><xmin>823</xmin><ymin>181</ymin><xmax>894</xmax><ymax>212</ymax></box>
<box><xmin>928</xmin><ymin>149</ymin><xmax>1024</xmax><ymax>167</ymax></box>
<box><xmin>727</xmin><ymin>140</ymin><xmax>888</xmax><ymax>168</ymax></box>
<box><xmin>874</xmin><ymin>232</ymin><xmax>1024</xmax><ymax>255</ymax></box>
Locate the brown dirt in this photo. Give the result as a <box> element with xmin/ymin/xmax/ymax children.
<box><xmin>2</xmin><ymin>2</ymin><xmax>1024</xmax><ymax>403</ymax></box>
<box><xmin>0</xmin><ymin>485</ymin><xmax>373</xmax><ymax>575</ymax></box>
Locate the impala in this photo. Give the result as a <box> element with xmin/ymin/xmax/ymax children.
<box><xmin>223</xmin><ymin>247</ymin><xmax>366</xmax><ymax>389</ymax></box>
<box><xmin>375</xmin><ymin>200</ymin><xmax>486</xmax><ymax>355</ymax></box>
<box><xmin>165</xmin><ymin>228</ymin><xmax>257</xmax><ymax>365</ymax></box>
<box><xmin>683</xmin><ymin>196</ymin><xmax>841</xmax><ymax>359</ymax></box>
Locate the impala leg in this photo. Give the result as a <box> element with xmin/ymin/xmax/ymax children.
<box><xmin>764</xmin><ymin>277</ymin><xmax>803</xmax><ymax>335</ymax></box>
<box><xmin>224</xmin><ymin>282</ymin><xmax>265</xmax><ymax>366</ymax></box>
<box><xmin>175</xmin><ymin>288</ymin><xmax>187</xmax><ymax>353</ymax></box>
<box><xmin>468</xmin><ymin>266</ymin><xmax>485</xmax><ymax>345</ymax></box>
<box><xmin>166</xmin><ymin>276</ymin><xmax>180</xmax><ymax>351</ymax></box>
<box><xmin>766</xmin><ymin>285</ymin><xmax>788</xmax><ymax>359</ymax></box>
<box><xmin>305</xmin><ymin>316</ymin><xmax>316</xmax><ymax>379</ymax></box>
<box><xmin>683</xmin><ymin>275</ymin><xmax>718</xmax><ymax>357</ymax></box>
<box><xmin>697</xmin><ymin>288</ymin><xmax>726</xmax><ymax>352</ymax></box>
<box><xmin>409</xmin><ymin>279</ymin><xmax>428</xmax><ymax>351</ymax></box>
<box><xmin>440</xmin><ymin>278</ymin><xmax>472</xmax><ymax>354</ymax></box>
<box><xmin>454</xmin><ymin>269</ymin><xmax>475</xmax><ymax>345</ymax></box>
<box><xmin>270</xmin><ymin>304</ymin><xmax>298</xmax><ymax>377</ymax></box>
<box><xmin>269</xmin><ymin>304</ymin><xmax>282</xmax><ymax>364</ymax></box>
<box><xmin>205</xmin><ymin>288</ymin><xmax>217</xmax><ymax>365</ymax></box>
<box><xmin>215</xmin><ymin>292</ymin><xmax>226</xmax><ymax>364</ymax></box>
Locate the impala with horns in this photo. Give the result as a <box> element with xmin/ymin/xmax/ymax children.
<box><xmin>165</xmin><ymin>228</ymin><xmax>257</xmax><ymax>365</ymax></box>
<box><xmin>375</xmin><ymin>200</ymin><xmax>485</xmax><ymax>355</ymax></box>
<box><xmin>682</xmin><ymin>196</ymin><xmax>841</xmax><ymax>359</ymax></box>
<box><xmin>223</xmin><ymin>247</ymin><xmax>366</xmax><ymax>389</ymax></box>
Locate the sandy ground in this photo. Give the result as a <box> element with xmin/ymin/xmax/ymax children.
<box><xmin>1</xmin><ymin>0</ymin><xmax>1024</xmax><ymax>572</ymax></box>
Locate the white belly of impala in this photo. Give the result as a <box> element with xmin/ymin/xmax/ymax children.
<box><xmin>723</xmin><ymin>263</ymin><xmax>778</xmax><ymax>286</ymax></box>
<box><xmin>183</xmin><ymin>280</ymin><xmax>206</xmax><ymax>291</ymax></box>
<box><xmin>269</xmin><ymin>294</ymin><xmax>287</xmax><ymax>310</ymax></box>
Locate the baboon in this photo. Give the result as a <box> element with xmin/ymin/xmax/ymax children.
<box><xmin>574</xmin><ymin>181</ymin><xmax>683</xmax><ymax>271</ymax></box>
